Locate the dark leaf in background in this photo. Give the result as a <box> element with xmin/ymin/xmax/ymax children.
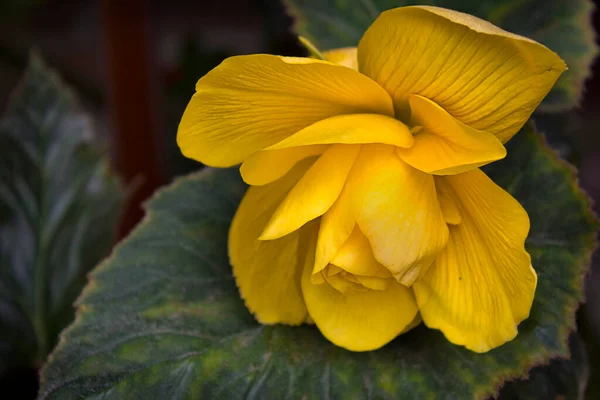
<box><xmin>0</xmin><ymin>55</ymin><xmax>124</xmax><ymax>375</ymax></box>
<box><xmin>38</xmin><ymin>125</ymin><xmax>596</xmax><ymax>399</ymax></box>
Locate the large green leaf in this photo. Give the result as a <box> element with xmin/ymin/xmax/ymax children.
<box><xmin>285</xmin><ymin>0</ymin><xmax>596</xmax><ymax>111</ymax></box>
<box><xmin>0</xmin><ymin>55</ymin><xmax>124</xmax><ymax>374</ymax></box>
<box><xmin>38</xmin><ymin>124</ymin><xmax>596</xmax><ymax>399</ymax></box>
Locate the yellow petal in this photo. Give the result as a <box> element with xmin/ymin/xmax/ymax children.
<box><xmin>413</xmin><ymin>170</ymin><xmax>537</xmax><ymax>352</ymax></box>
<box><xmin>301</xmin><ymin>232</ymin><xmax>419</xmax><ymax>351</ymax></box>
<box><xmin>436</xmin><ymin>180</ymin><xmax>461</xmax><ymax>225</ymax></box>
<box><xmin>313</xmin><ymin>182</ymin><xmax>356</xmax><ymax>275</ymax></box>
<box><xmin>240</xmin><ymin>145</ymin><xmax>327</xmax><ymax>186</ymax></box>
<box><xmin>323</xmin><ymin>47</ymin><xmax>358</xmax><ymax>70</ymax></box>
<box><xmin>229</xmin><ymin>159</ymin><xmax>316</xmax><ymax>324</ymax></box>
<box><xmin>178</xmin><ymin>55</ymin><xmax>394</xmax><ymax>167</ymax></box>
<box><xmin>401</xmin><ymin>313</ymin><xmax>422</xmax><ymax>334</ymax></box>
<box><xmin>326</xmin><ymin>265</ymin><xmax>343</xmax><ymax>276</ymax></box>
<box><xmin>322</xmin><ymin>271</ymin><xmax>366</xmax><ymax>295</ymax></box>
<box><xmin>353</xmin><ymin>275</ymin><xmax>391</xmax><ymax>291</ymax></box>
<box><xmin>266</xmin><ymin>113</ymin><xmax>413</xmax><ymax>150</ymax></box>
<box><xmin>330</xmin><ymin>226</ymin><xmax>391</xmax><ymax>278</ymax></box>
<box><xmin>358</xmin><ymin>6</ymin><xmax>566</xmax><ymax>142</ymax></box>
<box><xmin>260</xmin><ymin>144</ymin><xmax>360</xmax><ymax>240</ymax></box>
<box><xmin>348</xmin><ymin>145</ymin><xmax>449</xmax><ymax>285</ymax></box>
<box><xmin>396</xmin><ymin>95</ymin><xmax>506</xmax><ymax>175</ymax></box>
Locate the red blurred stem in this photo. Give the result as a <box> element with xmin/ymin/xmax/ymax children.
<box><xmin>101</xmin><ymin>0</ymin><xmax>164</xmax><ymax>238</ymax></box>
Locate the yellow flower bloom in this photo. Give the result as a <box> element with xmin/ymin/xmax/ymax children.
<box><xmin>177</xmin><ymin>6</ymin><xmax>565</xmax><ymax>353</ymax></box>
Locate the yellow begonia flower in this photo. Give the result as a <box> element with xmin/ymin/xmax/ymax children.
<box><xmin>177</xmin><ymin>6</ymin><xmax>565</xmax><ymax>353</ymax></box>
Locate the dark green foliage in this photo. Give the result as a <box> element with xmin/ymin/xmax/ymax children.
<box><xmin>38</xmin><ymin>125</ymin><xmax>596</xmax><ymax>399</ymax></box>
<box><xmin>0</xmin><ymin>56</ymin><xmax>124</xmax><ymax>374</ymax></box>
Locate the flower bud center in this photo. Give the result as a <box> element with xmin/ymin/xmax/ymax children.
<box><xmin>319</xmin><ymin>264</ymin><xmax>391</xmax><ymax>295</ymax></box>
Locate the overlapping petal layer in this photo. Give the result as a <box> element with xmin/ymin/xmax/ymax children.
<box><xmin>330</xmin><ymin>226</ymin><xmax>392</xmax><ymax>279</ymax></box>
<box><xmin>260</xmin><ymin>144</ymin><xmax>360</xmax><ymax>240</ymax></box>
<box><xmin>240</xmin><ymin>145</ymin><xmax>326</xmax><ymax>186</ymax></box>
<box><xmin>313</xmin><ymin>179</ymin><xmax>356</xmax><ymax>275</ymax></box>
<box><xmin>397</xmin><ymin>95</ymin><xmax>506</xmax><ymax>175</ymax></box>
<box><xmin>347</xmin><ymin>145</ymin><xmax>449</xmax><ymax>285</ymax></box>
<box><xmin>301</xmin><ymin>228</ymin><xmax>419</xmax><ymax>352</ymax></box>
<box><xmin>229</xmin><ymin>159</ymin><xmax>315</xmax><ymax>324</ymax></box>
<box><xmin>178</xmin><ymin>55</ymin><xmax>394</xmax><ymax>166</ymax></box>
<box><xmin>266</xmin><ymin>113</ymin><xmax>413</xmax><ymax>150</ymax></box>
<box><xmin>358</xmin><ymin>6</ymin><xmax>566</xmax><ymax>142</ymax></box>
<box><xmin>413</xmin><ymin>170</ymin><xmax>536</xmax><ymax>352</ymax></box>
<box><xmin>437</xmin><ymin>182</ymin><xmax>462</xmax><ymax>225</ymax></box>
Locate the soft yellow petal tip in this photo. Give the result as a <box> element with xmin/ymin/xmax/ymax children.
<box><xmin>323</xmin><ymin>47</ymin><xmax>359</xmax><ymax>70</ymax></box>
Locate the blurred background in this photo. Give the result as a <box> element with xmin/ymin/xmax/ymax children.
<box><xmin>1</xmin><ymin>0</ymin><xmax>600</xmax><ymax>397</ymax></box>
<box><xmin>0</xmin><ymin>0</ymin><xmax>306</xmax><ymax>238</ymax></box>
